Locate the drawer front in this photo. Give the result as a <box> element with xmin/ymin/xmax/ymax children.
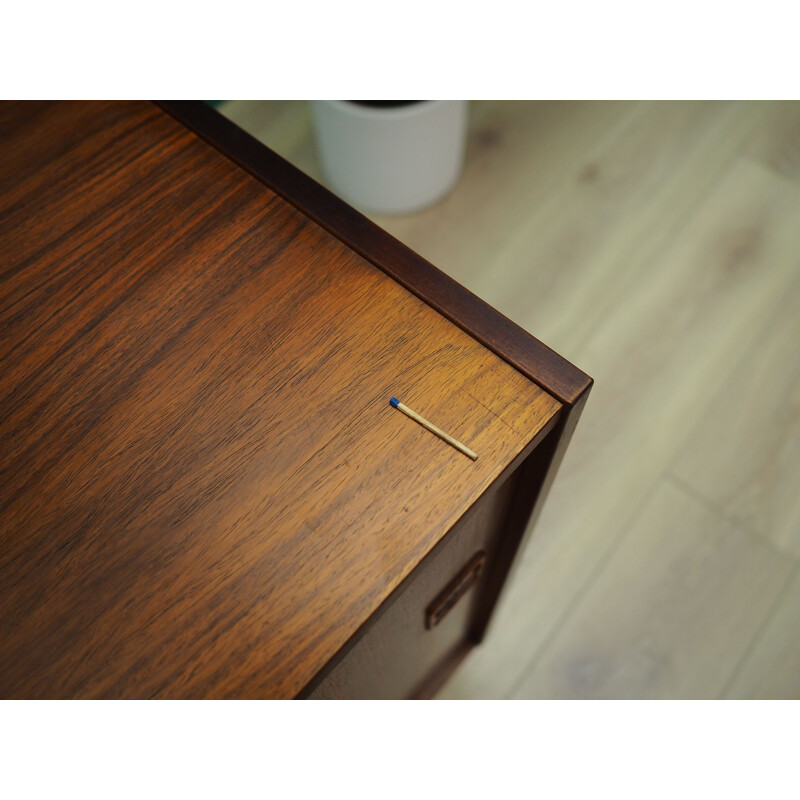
<box><xmin>304</xmin><ymin>472</ymin><xmax>519</xmax><ymax>699</ymax></box>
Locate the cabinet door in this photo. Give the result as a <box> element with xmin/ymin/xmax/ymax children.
<box><xmin>304</xmin><ymin>472</ymin><xmax>519</xmax><ymax>699</ymax></box>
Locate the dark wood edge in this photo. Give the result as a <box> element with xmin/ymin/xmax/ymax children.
<box><xmin>468</xmin><ymin>386</ymin><xmax>592</xmax><ymax>646</ymax></box>
<box><xmin>400</xmin><ymin>390</ymin><xmax>592</xmax><ymax>699</ymax></box>
<box><xmin>296</xmin><ymin>408</ymin><xmax>563</xmax><ymax>699</ymax></box>
<box><xmin>154</xmin><ymin>100</ymin><xmax>592</xmax><ymax>407</ymax></box>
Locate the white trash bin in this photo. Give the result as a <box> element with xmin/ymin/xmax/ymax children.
<box><xmin>310</xmin><ymin>100</ymin><xmax>469</xmax><ymax>216</ymax></box>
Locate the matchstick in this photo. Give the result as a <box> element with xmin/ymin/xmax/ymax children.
<box><xmin>390</xmin><ymin>397</ymin><xmax>478</xmax><ymax>460</ymax></box>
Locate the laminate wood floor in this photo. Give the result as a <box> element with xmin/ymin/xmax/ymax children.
<box><xmin>222</xmin><ymin>101</ymin><xmax>800</xmax><ymax>699</ymax></box>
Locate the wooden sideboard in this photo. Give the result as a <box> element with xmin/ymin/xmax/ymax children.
<box><xmin>0</xmin><ymin>101</ymin><xmax>591</xmax><ymax>699</ymax></box>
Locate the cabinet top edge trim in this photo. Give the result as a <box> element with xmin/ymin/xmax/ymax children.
<box><xmin>156</xmin><ymin>101</ymin><xmax>592</xmax><ymax>407</ymax></box>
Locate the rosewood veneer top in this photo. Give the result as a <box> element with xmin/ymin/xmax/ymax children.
<box><xmin>0</xmin><ymin>101</ymin><xmax>562</xmax><ymax>698</ymax></box>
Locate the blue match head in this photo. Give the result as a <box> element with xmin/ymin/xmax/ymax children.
<box><xmin>390</xmin><ymin>397</ymin><xmax>400</xmax><ymax>407</ymax></box>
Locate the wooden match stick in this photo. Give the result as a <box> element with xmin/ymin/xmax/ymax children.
<box><xmin>390</xmin><ymin>397</ymin><xmax>478</xmax><ymax>460</ymax></box>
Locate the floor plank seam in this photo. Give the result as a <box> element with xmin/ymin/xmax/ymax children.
<box><xmin>557</xmin><ymin>106</ymin><xmax>769</xmax><ymax>359</ymax></box>
<box><xmin>664</xmin><ymin>472</ymin><xmax>799</xmax><ymax>563</ymax></box>
<box><xmin>663</xmin><ymin>270</ymin><xmax>800</xmax><ymax>512</ymax></box>
<box><xmin>505</xmin><ymin>475</ymin><xmax>666</xmax><ymax>699</ymax></box>
<box><xmin>717</xmin><ymin>562</ymin><xmax>800</xmax><ymax>699</ymax></box>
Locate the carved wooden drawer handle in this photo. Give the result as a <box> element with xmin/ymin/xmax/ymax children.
<box><xmin>425</xmin><ymin>551</ymin><xmax>486</xmax><ymax>629</ymax></box>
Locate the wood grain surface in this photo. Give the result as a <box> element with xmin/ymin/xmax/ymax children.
<box><xmin>0</xmin><ymin>102</ymin><xmax>561</xmax><ymax>698</ymax></box>
<box><xmin>160</xmin><ymin>101</ymin><xmax>591</xmax><ymax>406</ymax></box>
